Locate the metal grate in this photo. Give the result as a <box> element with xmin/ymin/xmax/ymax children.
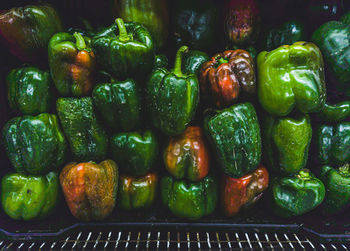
<box><xmin>1</xmin><ymin>231</ymin><xmax>349</xmax><ymax>250</ymax></box>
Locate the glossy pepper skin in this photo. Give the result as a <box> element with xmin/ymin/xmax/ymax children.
<box><xmin>316</xmin><ymin>101</ymin><xmax>350</xmax><ymax>122</ymax></box>
<box><xmin>118</xmin><ymin>173</ymin><xmax>158</xmax><ymax>210</ymax></box>
<box><xmin>259</xmin><ymin>21</ymin><xmax>306</xmax><ymax>51</ymax></box>
<box><xmin>111</xmin><ymin>130</ymin><xmax>158</xmax><ymax>176</ymax></box>
<box><xmin>204</xmin><ymin>103</ymin><xmax>261</xmax><ymax>178</ymax></box>
<box><xmin>257</xmin><ymin>41</ymin><xmax>326</xmax><ymax>116</ymax></box>
<box><xmin>320</xmin><ymin>165</ymin><xmax>350</xmax><ymax>215</ymax></box>
<box><xmin>172</xmin><ymin>0</ymin><xmax>218</xmax><ymax>52</ymax></box>
<box><xmin>113</xmin><ymin>0</ymin><xmax>169</xmax><ymax>50</ymax></box>
<box><xmin>200</xmin><ymin>49</ymin><xmax>256</xmax><ymax>108</ymax></box>
<box><xmin>312</xmin><ymin>12</ymin><xmax>350</xmax><ymax>96</ymax></box>
<box><xmin>272</xmin><ymin>169</ymin><xmax>325</xmax><ymax>217</ymax></box>
<box><xmin>0</xmin><ymin>4</ymin><xmax>63</xmax><ymax>63</ymax></box>
<box><xmin>222</xmin><ymin>165</ymin><xmax>269</xmax><ymax>217</ymax></box>
<box><xmin>92</xmin><ymin>79</ymin><xmax>141</xmax><ymax>132</ymax></box>
<box><xmin>49</xmin><ymin>32</ymin><xmax>95</xmax><ymax>97</ymax></box>
<box><xmin>1</xmin><ymin>172</ymin><xmax>59</xmax><ymax>221</ymax></box>
<box><xmin>154</xmin><ymin>54</ymin><xmax>168</xmax><ymax>69</ymax></box>
<box><xmin>2</xmin><ymin>113</ymin><xmax>67</xmax><ymax>175</ymax></box>
<box><xmin>182</xmin><ymin>50</ymin><xmax>209</xmax><ymax>76</ymax></box>
<box><xmin>224</xmin><ymin>0</ymin><xmax>260</xmax><ymax>45</ymax></box>
<box><xmin>147</xmin><ymin>46</ymin><xmax>199</xmax><ymax>136</ymax></box>
<box><xmin>164</xmin><ymin>126</ymin><xmax>209</xmax><ymax>182</ymax></box>
<box><xmin>56</xmin><ymin>97</ymin><xmax>108</xmax><ymax>162</ymax></box>
<box><xmin>161</xmin><ymin>175</ymin><xmax>218</xmax><ymax>220</ymax></box>
<box><xmin>92</xmin><ymin>18</ymin><xmax>154</xmax><ymax>80</ymax></box>
<box><xmin>60</xmin><ymin>160</ymin><xmax>118</xmax><ymax>221</ymax></box>
<box><xmin>316</xmin><ymin>122</ymin><xmax>350</xmax><ymax>166</ymax></box>
<box><xmin>262</xmin><ymin>113</ymin><xmax>312</xmax><ymax>174</ymax></box>
<box><xmin>7</xmin><ymin>67</ymin><xmax>53</xmax><ymax>115</ymax></box>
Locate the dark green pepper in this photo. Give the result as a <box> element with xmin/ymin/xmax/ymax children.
<box><xmin>6</xmin><ymin>67</ymin><xmax>53</xmax><ymax>115</ymax></box>
<box><xmin>316</xmin><ymin>122</ymin><xmax>350</xmax><ymax>166</ymax></box>
<box><xmin>172</xmin><ymin>0</ymin><xmax>218</xmax><ymax>51</ymax></box>
<box><xmin>262</xmin><ymin>113</ymin><xmax>312</xmax><ymax>174</ymax></box>
<box><xmin>147</xmin><ymin>46</ymin><xmax>199</xmax><ymax>136</ymax></box>
<box><xmin>92</xmin><ymin>18</ymin><xmax>154</xmax><ymax>80</ymax></box>
<box><xmin>272</xmin><ymin>169</ymin><xmax>325</xmax><ymax>217</ymax></box>
<box><xmin>113</xmin><ymin>0</ymin><xmax>169</xmax><ymax>50</ymax></box>
<box><xmin>182</xmin><ymin>50</ymin><xmax>209</xmax><ymax>76</ymax></box>
<box><xmin>1</xmin><ymin>172</ymin><xmax>59</xmax><ymax>221</ymax></box>
<box><xmin>111</xmin><ymin>130</ymin><xmax>158</xmax><ymax>176</ymax></box>
<box><xmin>49</xmin><ymin>32</ymin><xmax>96</xmax><ymax>97</ymax></box>
<box><xmin>92</xmin><ymin>79</ymin><xmax>141</xmax><ymax>132</ymax></box>
<box><xmin>259</xmin><ymin>21</ymin><xmax>306</xmax><ymax>51</ymax></box>
<box><xmin>0</xmin><ymin>4</ymin><xmax>63</xmax><ymax>63</ymax></box>
<box><xmin>56</xmin><ymin>97</ymin><xmax>108</xmax><ymax>162</ymax></box>
<box><xmin>118</xmin><ymin>173</ymin><xmax>158</xmax><ymax>210</ymax></box>
<box><xmin>320</xmin><ymin>165</ymin><xmax>350</xmax><ymax>215</ymax></box>
<box><xmin>257</xmin><ymin>41</ymin><xmax>326</xmax><ymax>116</ymax></box>
<box><xmin>2</xmin><ymin>113</ymin><xmax>67</xmax><ymax>175</ymax></box>
<box><xmin>161</xmin><ymin>175</ymin><xmax>218</xmax><ymax>220</ymax></box>
<box><xmin>316</xmin><ymin>101</ymin><xmax>350</xmax><ymax>122</ymax></box>
<box><xmin>204</xmin><ymin>102</ymin><xmax>261</xmax><ymax>178</ymax></box>
<box><xmin>154</xmin><ymin>54</ymin><xmax>168</xmax><ymax>69</ymax></box>
<box><xmin>312</xmin><ymin>12</ymin><xmax>350</xmax><ymax>96</ymax></box>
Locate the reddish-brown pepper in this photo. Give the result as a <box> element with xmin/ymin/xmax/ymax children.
<box><xmin>200</xmin><ymin>49</ymin><xmax>256</xmax><ymax>108</ymax></box>
<box><xmin>60</xmin><ymin>160</ymin><xmax>118</xmax><ymax>221</ymax></box>
<box><xmin>221</xmin><ymin>165</ymin><xmax>269</xmax><ymax>217</ymax></box>
<box><xmin>164</xmin><ymin>126</ymin><xmax>209</xmax><ymax>182</ymax></box>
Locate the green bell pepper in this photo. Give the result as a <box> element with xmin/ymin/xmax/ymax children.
<box><xmin>182</xmin><ymin>50</ymin><xmax>209</xmax><ymax>76</ymax></box>
<box><xmin>6</xmin><ymin>67</ymin><xmax>53</xmax><ymax>115</ymax></box>
<box><xmin>320</xmin><ymin>164</ymin><xmax>350</xmax><ymax>215</ymax></box>
<box><xmin>0</xmin><ymin>4</ymin><xmax>63</xmax><ymax>63</ymax></box>
<box><xmin>259</xmin><ymin>21</ymin><xmax>306</xmax><ymax>51</ymax></box>
<box><xmin>111</xmin><ymin>130</ymin><xmax>158</xmax><ymax>176</ymax></box>
<box><xmin>56</xmin><ymin>97</ymin><xmax>108</xmax><ymax>162</ymax></box>
<box><xmin>172</xmin><ymin>0</ymin><xmax>218</xmax><ymax>51</ymax></box>
<box><xmin>1</xmin><ymin>172</ymin><xmax>59</xmax><ymax>221</ymax></box>
<box><xmin>262</xmin><ymin>113</ymin><xmax>312</xmax><ymax>174</ymax></box>
<box><xmin>49</xmin><ymin>32</ymin><xmax>96</xmax><ymax>97</ymax></box>
<box><xmin>154</xmin><ymin>54</ymin><xmax>168</xmax><ymax>69</ymax></box>
<box><xmin>316</xmin><ymin>101</ymin><xmax>350</xmax><ymax>122</ymax></box>
<box><xmin>92</xmin><ymin>79</ymin><xmax>141</xmax><ymax>132</ymax></box>
<box><xmin>316</xmin><ymin>122</ymin><xmax>350</xmax><ymax>166</ymax></box>
<box><xmin>118</xmin><ymin>173</ymin><xmax>158</xmax><ymax>210</ymax></box>
<box><xmin>204</xmin><ymin>102</ymin><xmax>261</xmax><ymax>178</ymax></box>
<box><xmin>2</xmin><ymin>113</ymin><xmax>67</xmax><ymax>175</ymax></box>
<box><xmin>113</xmin><ymin>0</ymin><xmax>169</xmax><ymax>50</ymax></box>
<box><xmin>92</xmin><ymin>18</ymin><xmax>154</xmax><ymax>80</ymax></box>
<box><xmin>272</xmin><ymin>169</ymin><xmax>325</xmax><ymax>217</ymax></box>
<box><xmin>312</xmin><ymin>11</ymin><xmax>350</xmax><ymax>96</ymax></box>
<box><xmin>161</xmin><ymin>175</ymin><xmax>218</xmax><ymax>220</ymax></box>
<box><xmin>257</xmin><ymin>41</ymin><xmax>326</xmax><ymax>116</ymax></box>
<box><xmin>147</xmin><ymin>46</ymin><xmax>199</xmax><ymax>136</ymax></box>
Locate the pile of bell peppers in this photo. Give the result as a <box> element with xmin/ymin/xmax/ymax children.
<box><xmin>0</xmin><ymin>1</ymin><xmax>350</xmax><ymax>222</ymax></box>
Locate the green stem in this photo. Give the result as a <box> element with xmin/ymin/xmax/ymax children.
<box><xmin>217</xmin><ymin>56</ymin><xmax>228</xmax><ymax>65</ymax></box>
<box><xmin>297</xmin><ymin>169</ymin><xmax>311</xmax><ymax>180</ymax></box>
<box><xmin>116</xmin><ymin>18</ymin><xmax>129</xmax><ymax>42</ymax></box>
<box><xmin>73</xmin><ymin>32</ymin><xmax>86</xmax><ymax>51</ymax></box>
<box><xmin>174</xmin><ymin>46</ymin><xmax>189</xmax><ymax>77</ymax></box>
<box><xmin>339</xmin><ymin>164</ymin><xmax>350</xmax><ymax>177</ymax></box>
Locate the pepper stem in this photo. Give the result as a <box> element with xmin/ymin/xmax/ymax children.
<box><xmin>174</xmin><ymin>46</ymin><xmax>189</xmax><ymax>77</ymax></box>
<box><xmin>339</xmin><ymin>164</ymin><xmax>350</xmax><ymax>176</ymax></box>
<box><xmin>217</xmin><ymin>56</ymin><xmax>228</xmax><ymax>65</ymax></box>
<box><xmin>73</xmin><ymin>32</ymin><xmax>86</xmax><ymax>51</ymax></box>
<box><xmin>116</xmin><ymin>18</ymin><xmax>129</xmax><ymax>42</ymax></box>
<box><xmin>297</xmin><ymin>169</ymin><xmax>311</xmax><ymax>180</ymax></box>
